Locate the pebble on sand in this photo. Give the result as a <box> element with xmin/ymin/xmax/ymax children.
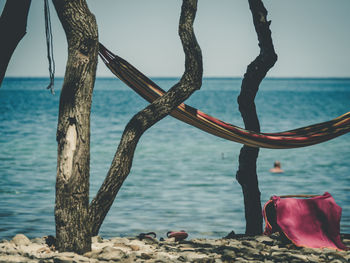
<box><xmin>0</xmin><ymin>233</ymin><xmax>349</xmax><ymax>263</ymax></box>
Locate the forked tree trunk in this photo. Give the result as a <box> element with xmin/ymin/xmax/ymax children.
<box><xmin>52</xmin><ymin>0</ymin><xmax>98</xmax><ymax>254</ymax></box>
<box><xmin>236</xmin><ymin>0</ymin><xmax>277</xmax><ymax>235</ymax></box>
<box><xmin>89</xmin><ymin>0</ymin><xmax>203</xmax><ymax>236</ymax></box>
<box><xmin>0</xmin><ymin>0</ymin><xmax>31</xmax><ymax>86</ymax></box>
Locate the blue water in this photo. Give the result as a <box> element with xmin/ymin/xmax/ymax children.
<box><xmin>0</xmin><ymin>77</ymin><xmax>350</xmax><ymax>240</ymax></box>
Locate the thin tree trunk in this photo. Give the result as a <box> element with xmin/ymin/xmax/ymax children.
<box><xmin>236</xmin><ymin>0</ymin><xmax>277</xmax><ymax>235</ymax></box>
<box><xmin>52</xmin><ymin>0</ymin><xmax>98</xmax><ymax>254</ymax></box>
<box><xmin>0</xmin><ymin>0</ymin><xmax>31</xmax><ymax>86</ymax></box>
<box><xmin>89</xmin><ymin>0</ymin><xmax>203</xmax><ymax>236</ymax></box>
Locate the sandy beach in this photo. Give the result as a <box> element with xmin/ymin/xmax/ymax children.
<box><xmin>0</xmin><ymin>233</ymin><xmax>349</xmax><ymax>263</ymax></box>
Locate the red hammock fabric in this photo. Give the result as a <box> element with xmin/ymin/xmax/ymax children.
<box><xmin>98</xmin><ymin>43</ymin><xmax>350</xmax><ymax>149</ymax></box>
<box><xmin>263</xmin><ymin>192</ymin><xmax>348</xmax><ymax>250</ymax></box>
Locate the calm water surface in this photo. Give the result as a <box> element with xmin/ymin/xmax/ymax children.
<box><xmin>0</xmin><ymin>77</ymin><xmax>349</xmax><ymax>239</ymax></box>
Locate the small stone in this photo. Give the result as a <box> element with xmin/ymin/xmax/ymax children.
<box><xmin>83</xmin><ymin>248</ymin><xmax>102</xmax><ymax>259</ymax></box>
<box><xmin>11</xmin><ymin>234</ymin><xmax>31</xmax><ymax>246</ymax></box>
<box><xmin>140</xmin><ymin>252</ymin><xmax>153</xmax><ymax>259</ymax></box>
<box><xmin>322</xmin><ymin>248</ymin><xmax>335</xmax><ymax>254</ymax></box>
<box><xmin>0</xmin><ymin>255</ymin><xmax>30</xmax><ymax>263</ymax></box>
<box><xmin>98</xmin><ymin>248</ymin><xmax>126</xmax><ymax>261</ymax></box>
<box><xmin>255</xmin><ymin>236</ymin><xmax>274</xmax><ymax>246</ymax></box>
<box><xmin>53</xmin><ymin>255</ymin><xmax>74</xmax><ymax>263</ymax></box>
<box><xmin>156</xmin><ymin>252</ymin><xmax>176</xmax><ymax>262</ymax></box>
<box><xmin>58</xmin><ymin>252</ymin><xmax>76</xmax><ymax>258</ymax></box>
<box><xmin>269</xmin><ymin>233</ymin><xmax>280</xmax><ymax>239</ymax></box>
<box><xmin>233</xmin><ymin>257</ymin><xmax>248</xmax><ymax>263</ymax></box>
<box><xmin>270</xmin><ymin>251</ymin><xmax>289</xmax><ymax>258</ymax></box>
<box><xmin>142</xmin><ymin>237</ymin><xmax>159</xmax><ymax>245</ymax></box>
<box><xmin>178</xmin><ymin>255</ymin><xmax>187</xmax><ymax>262</ymax></box>
<box><xmin>113</xmin><ymin>242</ymin><xmax>133</xmax><ymax>252</ymax></box>
<box><xmin>255</xmin><ymin>242</ymin><xmax>266</xmax><ymax>250</ymax></box>
<box><xmin>36</xmin><ymin>246</ymin><xmax>53</xmax><ymax>254</ymax></box>
<box><xmin>221</xmin><ymin>249</ymin><xmax>236</xmax><ymax>261</ymax></box>
<box><xmin>179</xmin><ymin>247</ymin><xmax>196</xmax><ymax>252</ymax></box>
<box><xmin>129</xmin><ymin>244</ymin><xmax>140</xmax><ymax>251</ymax></box>
<box><xmin>323</xmin><ymin>249</ymin><xmax>347</xmax><ymax>261</ymax></box>
<box><xmin>181</xmin><ymin>251</ymin><xmax>209</xmax><ymax>262</ymax></box>
<box><xmin>241</xmin><ymin>240</ymin><xmax>255</xmax><ymax>248</ymax></box>
<box><xmin>31</xmin><ymin>237</ymin><xmax>46</xmax><ymax>245</ymax></box>
<box><xmin>102</xmin><ymin>245</ymin><xmax>119</xmax><ymax>253</ymax></box>
<box><xmin>300</xmin><ymin>247</ymin><xmax>320</xmax><ymax>254</ymax></box>
<box><xmin>91</xmin><ymin>236</ymin><xmax>103</xmax><ymax>243</ymax></box>
<box><xmin>270</xmin><ymin>245</ymin><xmax>279</xmax><ymax>251</ymax></box>
<box><xmin>4</xmin><ymin>235</ymin><xmax>346</xmax><ymax>263</ymax></box>
<box><xmin>179</xmin><ymin>243</ymin><xmax>197</xmax><ymax>249</ymax></box>
<box><xmin>307</xmin><ymin>255</ymin><xmax>322</xmax><ymax>263</ymax></box>
<box><xmin>276</xmin><ymin>247</ymin><xmax>289</xmax><ymax>252</ymax></box>
<box><xmin>73</xmin><ymin>254</ymin><xmax>91</xmax><ymax>262</ymax></box>
<box><xmin>193</xmin><ymin>258</ymin><xmax>215</xmax><ymax>263</ymax></box>
<box><xmin>290</xmin><ymin>254</ymin><xmax>309</xmax><ymax>262</ymax></box>
<box><xmin>239</xmin><ymin>246</ymin><xmax>260</xmax><ymax>258</ymax></box>
<box><xmin>110</xmin><ymin>237</ymin><xmax>130</xmax><ymax>244</ymax></box>
<box><xmin>260</xmin><ymin>251</ymin><xmax>269</xmax><ymax>257</ymax></box>
<box><xmin>164</xmin><ymin>237</ymin><xmax>176</xmax><ymax>243</ymax></box>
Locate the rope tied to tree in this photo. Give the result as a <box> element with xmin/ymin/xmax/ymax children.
<box><xmin>44</xmin><ymin>0</ymin><xmax>55</xmax><ymax>94</ymax></box>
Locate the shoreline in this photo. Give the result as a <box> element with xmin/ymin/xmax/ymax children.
<box><xmin>0</xmin><ymin>233</ymin><xmax>349</xmax><ymax>263</ymax></box>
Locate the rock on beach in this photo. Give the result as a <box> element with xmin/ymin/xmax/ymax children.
<box><xmin>0</xmin><ymin>233</ymin><xmax>349</xmax><ymax>262</ymax></box>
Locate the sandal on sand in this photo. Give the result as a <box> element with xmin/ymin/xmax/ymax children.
<box><xmin>167</xmin><ymin>230</ymin><xmax>188</xmax><ymax>241</ymax></box>
<box><xmin>137</xmin><ymin>232</ymin><xmax>157</xmax><ymax>240</ymax></box>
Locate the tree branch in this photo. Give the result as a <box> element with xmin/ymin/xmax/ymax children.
<box><xmin>0</xmin><ymin>0</ymin><xmax>31</xmax><ymax>86</ymax></box>
<box><xmin>236</xmin><ymin>0</ymin><xmax>277</xmax><ymax>235</ymax></box>
<box><xmin>89</xmin><ymin>0</ymin><xmax>202</xmax><ymax>236</ymax></box>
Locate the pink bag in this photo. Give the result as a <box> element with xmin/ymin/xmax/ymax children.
<box><xmin>263</xmin><ymin>192</ymin><xmax>348</xmax><ymax>250</ymax></box>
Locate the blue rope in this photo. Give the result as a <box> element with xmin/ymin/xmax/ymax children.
<box><xmin>44</xmin><ymin>0</ymin><xmax>55</xmax><ymax>94</ymax></box>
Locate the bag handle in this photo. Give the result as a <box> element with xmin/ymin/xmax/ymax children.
<box><xmin>278</xmin><ymin>194</ymin><xmax>319</xmax><ymax>199</ymax></box>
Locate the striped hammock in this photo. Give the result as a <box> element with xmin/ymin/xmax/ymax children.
<box><xmin>98</xmin><ymin>43</ymin><xmax>350</xmax><ymax>149</ymax></box>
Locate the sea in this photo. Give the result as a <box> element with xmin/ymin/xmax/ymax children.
<box><xmin>0</xmin><ymin>77</ymin><xmax>350</xmax><ymax>240</ymax></box>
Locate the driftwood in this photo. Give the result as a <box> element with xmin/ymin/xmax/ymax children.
<box><xmin>236</xmin><ymin>0</ymin><xmax>277</xmax><ymax>235</ymax></box>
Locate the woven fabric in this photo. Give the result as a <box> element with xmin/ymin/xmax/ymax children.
<box><xmin>99</xmin><ymin>43</ymin><xmax>350</xmax><ymax>149</ymax></box>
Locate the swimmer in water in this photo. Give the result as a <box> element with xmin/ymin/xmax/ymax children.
<box><xmin>269</xmin><ymin>160</ymin><xmax>284</xmax><ymax>173</ymax></box>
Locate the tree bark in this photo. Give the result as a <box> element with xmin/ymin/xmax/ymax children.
<box><xmin>236</xmin><ymin>0</ymin><xmax>277</xmax><ymax>235</ymax></box>
<box><xmin>0</xmin><ymin>0</ymin><xmax>31</xmax><ymax>86</ymax></box>
<box><xmin>89</xmin><ymin>0</ymin><xmax>202</xmax><ymax>236</ymax></box>
<box><xmin>52</xmin><ymin>0</ymin><xmax>98</xmax><ymax>254</ymax></box>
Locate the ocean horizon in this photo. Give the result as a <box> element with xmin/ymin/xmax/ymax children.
<box><xmin>1</xmin><ymin>77</ymin><xmax>349</xmax><ymax>240</ymax></box>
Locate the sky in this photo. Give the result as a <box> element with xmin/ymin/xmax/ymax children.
<box><xmin>1</xmin><ymin>0</ymin><xmax>350</xmax><ymax>78</ymax></box>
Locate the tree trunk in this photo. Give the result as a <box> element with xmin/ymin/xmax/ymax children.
<box><xmin>89</xmin><ymin>0</ymin><xmax>203</xmax><ymax>236</ymax></box>
<box><xmin>236</xmin><ymin>0</ymin><xmax>277</xmax><ymax>235</ymax></box>
<box><xmin>52</xmin><ymin>0</ymin><xmax>98</xmax><ymax>254</ymax></box>
<box><xmin>0</xmin><ymin>0</ymin><xmax>31</xmax><ymax>86</ymax></box>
